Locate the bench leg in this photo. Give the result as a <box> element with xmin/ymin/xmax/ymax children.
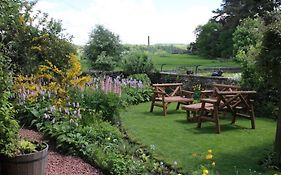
<box><xmin>163</xmin><ymin>103</ymin><xmax>168</xmax><ymax>116</ymax></box>
<box><xmin>186</xmin><ymin>110</ymin><xmax>190</xmax><ymax>120</ymax></box>
<box><xmin>150</xmin><ymin>101</ymin><xmax>155</xmax><ymax>112</ymax></box>
<box><xmin>250</xmin><ymin>104</ymin><xmax>256</xmax><ymax>129</ymax></box>
<box><xmin>231</xmin><ymin>112</ymin><xmax>237</xmax><ymax>124</ymax></box>
<box><xmin>214</xmin><ymin>107</ymin><xmax>220</xmax><ymax>134</ymax></box>
<box><xmin>197</xmin><ymin>116</ymin><xmax>202</xmax><ymax>128</ymax></box>
<box><xmin>176</xmin><ymin>102</ymin><xmax>180</xmax><ymax>110</ymax></box>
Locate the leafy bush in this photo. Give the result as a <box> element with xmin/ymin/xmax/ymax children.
<box><xmin>83</xmin><ymin>25</ymin><xmax>123</xmax><ymax>70</ymax></box>
<box><xmin>0</xmin><ymin>51</ymin><xmax>19</xmax><ymax>157</ymax></box>
<box><xmin>122</xmin><ymin>87</ymin><xmax>152</xmax><ymax>105</ymax></box>
<box><xmin>0</xmin><ymin>0</ymin><xmax>76</xmax><ymax>74</ymax></box>
<box><xmin>92</xmin><ymin>51</ymin><xmax>115</xmax><ymax>71</ymax></box>
<box><xmin>69</xmin><ymin>88</ymin><xmax>124</xmax><ymax>124</ymax></box>
<box><xmin>121</xmin><ymin>51</ymin><xmax>155</xmax><ymax>75</ymax></box>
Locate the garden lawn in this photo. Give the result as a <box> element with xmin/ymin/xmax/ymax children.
<box><xmin>121</xmin><ymin>102</ymin><xmax>278</xmax><ymax>175</ymax></box>
<box><xmin>151</xmin><ymin>54</ymin><xmax>240</xmax><ymax>71</ymax></box>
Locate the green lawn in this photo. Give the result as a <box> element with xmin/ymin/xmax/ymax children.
<box><xmin>150</xmin><ymin>54</ymin><xmax>240</xmax><ymax>71</ymax></box>
<box><xmin>121</xmin><ymin>102</ymin><xmax>278</xmax><ymax>175</ymax></box>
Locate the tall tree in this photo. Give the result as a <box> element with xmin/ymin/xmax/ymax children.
<box><xmin>257</xmin><ymin>11</ymin><xmax>281</xmax><ymax>167</ymax></box>
<box><xmin>195</xmin><ymin>0</ymin><xmax>281</xmax><ymax>58</ymax></box>
<box><xmin>195</xmin><ymin>21</ymin><xmax>222</xmax><ymax>58</ymax></box>
<box><xmin>83</xmin><ymin>25</ymin><xmax>123</xmax><ymax>70</ymax></box>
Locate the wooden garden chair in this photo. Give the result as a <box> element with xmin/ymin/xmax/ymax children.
<box><xmin>150</xmin><ymin>83</ymin><xmax>193</xmax><ymax>116</ymax></box>
<box><xmin>197</xmin><ymin>89</ymin><xmax>256</xmax><ymax>133</ymax></box>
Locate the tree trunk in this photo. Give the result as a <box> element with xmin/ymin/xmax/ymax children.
<box><xmin>275</xmin><ymin>100</ymin><xmax>281</xmax><ymax>168</ymax></box>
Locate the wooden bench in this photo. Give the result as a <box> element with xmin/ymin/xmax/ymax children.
<box><xmin>181</xmin><ymin>84</ymin><xmax>256</xmax><ymax>133</ymax></box>
<box><xmin>197</xmin><ymin>89</ymin><xmax>256</xmax><ymax>133</ymax></box>
<box><xmin>150</xmin><ymin>83</ymin><xmax>193</xmax><ymax>116</ymax></box>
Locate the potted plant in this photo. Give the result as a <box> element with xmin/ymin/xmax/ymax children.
<box><xmin>0</xmin><ymin>53</ymin><xmax>48</xmax><ymax>175</ymax></box>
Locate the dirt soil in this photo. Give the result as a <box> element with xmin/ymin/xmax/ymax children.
<box><xmin>19</xmin><ymin>129</ymin><xmax>103</xmax><ymax>175</ymax></box>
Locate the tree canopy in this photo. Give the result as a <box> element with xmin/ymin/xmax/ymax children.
<box><xmin>83</xmin><ymin>25</ymin><xmax>123</xmax><ymax>70</ymax></box>
<box><xmin>0</xmin><ymin>0</ymin><xmax>76</xmax><ymax>73</ymax></box>
<box><xmin>195</xmin><ymin>0</ymin><xmax>281</xmax><ymax>58</ymax></box>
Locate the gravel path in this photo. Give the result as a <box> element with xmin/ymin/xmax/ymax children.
<box><xmin>19</xmin><ymin>129</ymin><xmax>103</xmax><ymax>175</ymax></box>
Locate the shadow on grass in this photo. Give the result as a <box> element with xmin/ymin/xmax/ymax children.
<box><xmin>141</xmin><ymin>109</ymin><xmax>185</xmax><ymax>117</ymax></box>
<box><xmin>190</xmin><ymin>124</ymin><xmax>253</xmax><ymax>134</ymax></box>
<box><xmin>213</xmin><ymin>143</ymin><xmax>275</xmax><ymax>175</ymax></box>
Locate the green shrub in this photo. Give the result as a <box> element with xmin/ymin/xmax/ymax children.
<box><xmin>122</xmin><ymin>87</ymin><xmax>153</xmax><ymax>105</ymax></box>
<box><xmin>69</xmin><ymin>88</ymin><xmax>124</xmax><ymax>124</ymax></box>
<box><xmin>92</xmin><ymin>51</ymin><xmax>115</xmax><ymax>71</ymax></box>
<box><xmin>41</xmin><ymin>120</ymin><xmax>147</xmax><ymax>175</ymax></box>
<box><xmin>0</xmin><ymin>51</ymin><xmax>19</xmax><ymax>157</ymax></box>
<box><xmin>0</xmin><ymin>0</ymin><xmax>76</xmax><ymax>74</ymax></box>
<box><xmin>121</xmin><ymin>51</ymin><xmax>155</xmax><ymax>75</ymax></box>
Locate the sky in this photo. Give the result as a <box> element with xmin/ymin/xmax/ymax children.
<box><xmin>33</xmin><ymin>0</ymin><xmax>222</xmax><ymax>45</ymax></box>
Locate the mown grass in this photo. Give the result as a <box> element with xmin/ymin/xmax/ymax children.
<box><xmin>120</xmin><ymin>102</ymin><xmax>277</xmax><ymax>175</ymax></box>
<box><xmin>150</xmin><ymin>54</ymin><xmax>240</xmax><ymax>71</ymax></box>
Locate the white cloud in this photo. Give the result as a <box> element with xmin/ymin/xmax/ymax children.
<box><xmin>34</xmin><ymin>0</ymin><xmax>218</xmax><ymax>45</ymax></box>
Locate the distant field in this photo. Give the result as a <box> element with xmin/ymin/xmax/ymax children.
<box><xmin>150</xmin><ymin>54</ymin><xmax>240</xmax><ymax>71</ymax></box>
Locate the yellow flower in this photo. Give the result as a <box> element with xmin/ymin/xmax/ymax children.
<box><xmin>205</xmin><ymin>154</ymin><xmax>213</xmax><ymax>160</ymax></box>
<box><xmin>19</xmin><ymin>16</ymin><xmax>25</xmax><ymax>25</ymax></box>
<box><xmin>192</xmin><ymin>153</ymin><xmax>197</xmax><ymax>157</ymax></box>
<box><xmin>208</xmin><ymin>149</ymin><xmax>212</xmax><ymax>153</ymax></box>
<box><xmin>212</xmin><ymin>161</ymin><xmax>216</xmax><ymax>166</ymax></box>
<box><xmin>202</xmin><ymin>169</ymin><xmax>208</xmax><ymax>175</ymax></box>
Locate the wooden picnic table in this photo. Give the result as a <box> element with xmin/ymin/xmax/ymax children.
<box><xmin>181</xmin><ymin>84</ymin><xmax>256</xmax><ymax>133</ymax></box>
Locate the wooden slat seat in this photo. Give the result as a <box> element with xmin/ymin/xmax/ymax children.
<box><xmin>150</xmin><ymin>83</ymin><xmax>193</xmax><ymax>116</ymax></box>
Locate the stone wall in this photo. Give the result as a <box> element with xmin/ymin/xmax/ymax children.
<box><xmin>150</xmin><ymin>72</ymin><xmax>239</xmax><ymax>90</ymax></box>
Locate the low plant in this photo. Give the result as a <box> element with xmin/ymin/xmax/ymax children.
<box><xmin>191</xmin><ymin>149</ymin><xmax>218</xmax><ymax>175</ymax></box>
<box><xmin>127</xmin><ymin>74</ymin><xmax>151</xmax><ymax>86</ymax></box>
<box><xmin>121</xmin><ymin>51</ymin><xmax>156</xmax><ymax>75</ymax></box>
<box><xmin>122</xmin><ymin>86</ymin><xmax>152</xmax><ymax>105</ymax></box>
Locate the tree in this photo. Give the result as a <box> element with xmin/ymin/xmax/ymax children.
<box><xmin>257</xmin><ymin>11</ymin><xmax>281</xmax><ymax>167</ymax></box>
<box><xmin>195</xmin><ymin>21</ymin><xmax>222</xmax><ymax>58</ymax></box>
<box><xmin>233</xmin><ymin>17</ymin><xmax>265</xmax><ymax>62</ymax></box>
<box><xmin>83</xmin><ymin>25</ymin><xmax>123</xmax><ymax>70</ymax></box>
<box><xmin>121</xmin><ymin>51</ymin><xmax>155</xmax><ymax>75</ymax></box>
<box><xmin>0</xmin><ymin>0</ymin><xmax>76</xmax><ymax>73</ymax></box>
<box><xmin>195</xmin><ymin>0</ymin><xmax>281</xmax><ymax>58</ymax></box>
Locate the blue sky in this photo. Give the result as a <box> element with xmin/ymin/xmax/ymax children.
<box><xmin>34</xmin><ymin>0</ymin><xmax>222</xmax><ymax>45</ymax></box>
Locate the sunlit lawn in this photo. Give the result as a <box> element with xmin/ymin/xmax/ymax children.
<box><xmin>151</xmin><ymin>54</ymin><xmax>240</xmax><ymax>71</ymax></box>
<box><xmin>121</xmin><ymin>102</ymin><xmax>278</xmax><ymax>175</ymax></box>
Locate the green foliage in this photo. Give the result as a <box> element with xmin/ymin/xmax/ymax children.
<box><xmin>194</xmin><ymin>0</ymin><xmax>280</xmax><ymax>58</ymax></box>
<box><xmin>233</xmin><ymin>17</ymin><xmax>265</xmax><ymax>63</ymax></box>
<box><xmin>92</xmin><ymin>51</ymin><xmax>115</xmax><ymax>71</ymax></box>
<box><xmin>18</xmin><ymin>140</ymin><xmax>36</xmax><ymax>154</ymax></box>
<box><xmin>40</xmin><ymin>119</ymin><xmax>147</xmax><ymax>175</ymax></box>
<box><xmin>233</xmin><ymin>16</ymin><xmax>280</xmax><ymax>119</ymax></box>
<box><xmin>0</xmin><ymin>0</ymin><xmax>76</xmax><ymax>73</ymax></box>
<box><xmin>122</xmin><ymin>87</ymin><xmax>153</xmax><ymax>105</ymax></box>
<box><xmin>121</xmin><ymin>51</ymin><xmax>155</xmax><ymax>75</ymax></box>
<box><xmin>121</xmin><ymin>102</ymin><xmax>278</xmax><ymax>174</ymax></box>
<box><xmin>0</xmin><ymin>51</ymin><xmax>19</xmax><ymax>157</ymax></box>
<box><xmin>122</xmin><ymin>74</ymin><xmax>152</xmax><ymax>105</ymax></box>
<box><xmin>195</xmin><ymin>21</ymin><xmax>223</xmax><ymax>58</ymax></box>
<box><xmin>84</xmin><ymin>25</ymin><xmax>123</xmax><ymax>70</ymax></box>
<box><xmin>127</xmin><ymin>74</ymin><xmax>151</xmax><ymax>86</ymax></box>
<box><xmin>69</xmin><ymin>88</ymin><xmax>124</xmax><ymax>124</ymax></box>
<box><xmin>257</xmin><ymin>12</ymin><xmax>281</xmax><ymax>89</ymax></box>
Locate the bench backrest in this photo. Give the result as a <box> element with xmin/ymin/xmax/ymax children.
<box><xmin>152</xmin><ymin>83</ymin><xmax>183</xmax><ymax>97</ymax></box>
